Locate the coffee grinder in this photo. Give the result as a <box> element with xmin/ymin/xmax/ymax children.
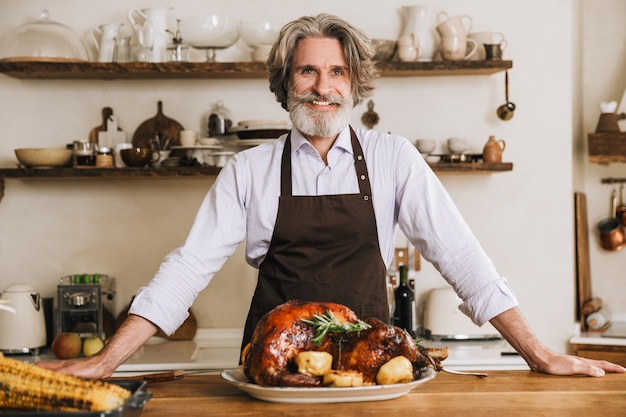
<box><xmin>55</xmin><ymin>274</ymin><xmax>115</xmax><ymax>339</ymax></box>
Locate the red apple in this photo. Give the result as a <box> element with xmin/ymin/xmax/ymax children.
<box><xmin>51</xmin><ymin>332</ymin><xmax>82</xmax><ymax>359</ymax></box>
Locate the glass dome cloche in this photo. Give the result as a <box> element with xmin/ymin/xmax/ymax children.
<box><xmin>0</xmin><ymin>10</ymin><xmax>89</xmax><ymax>61</ymax></box>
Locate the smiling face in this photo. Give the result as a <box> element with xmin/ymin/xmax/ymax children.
<box><xmin>287</xmin><ymin>37</ymin><xmax>353</xmax><ymax>141</ymax></box>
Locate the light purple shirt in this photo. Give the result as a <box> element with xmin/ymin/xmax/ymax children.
<box><xmin>130</xmin><ymin>126</ymin><xmax>518</xmax><ymax>334</ymax></box>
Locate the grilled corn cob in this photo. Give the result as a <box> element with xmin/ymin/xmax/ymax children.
<box><xmin>0</xmin><ymin>353</ymin><xmax>131</xmax><ymax>411</ymax></box>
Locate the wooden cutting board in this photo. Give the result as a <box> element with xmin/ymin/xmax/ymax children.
<box><xmin>132</xmin><ymin>100</ymin><xmax>184</xmax><ymax>149</ymax></box>
<box><xmin>574</xmin><ymin>192</ymin><xmax>592</xmax><ymax>330</ymax></box>
<box><xmin>89</xmin><ymin>107</ymin><xmax>123</xmax><ymax>144</ymax></box>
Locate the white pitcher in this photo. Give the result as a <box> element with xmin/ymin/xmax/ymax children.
<box><xmin>399</xmin><ymin>5</ymin><xmax>442</xmax><ymax>62</ymax></box>
<box><xmin>89</xmin><ymin>22</ymin><xmax>123</xmax><ymax>62</ymax></box>
<box><xmin>128</xmin><ymin>7</ymin><xmax>172</xmax><ymax>62</ymax></box>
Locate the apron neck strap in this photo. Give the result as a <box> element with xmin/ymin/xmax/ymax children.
<box><xmin>280</xmin><ymin>126</ymin><xmax>371</xmax><ymax>198</ymax></box>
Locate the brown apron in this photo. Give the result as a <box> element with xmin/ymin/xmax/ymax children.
<box><xmin>241</xmin><ymin>127</ymin><xmax>389</xmax><ymax>351</ymax></box>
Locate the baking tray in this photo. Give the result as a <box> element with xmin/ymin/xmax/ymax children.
<box><xmin>1</xmin><ymin>380</ymin><xmax>152</xmax><ymax>417</ymax></box>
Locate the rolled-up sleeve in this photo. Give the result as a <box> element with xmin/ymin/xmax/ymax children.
<box><xmin>394</xmin><ymin>138</ymin><xmax>519</xmax><ymax>326</ymax></box>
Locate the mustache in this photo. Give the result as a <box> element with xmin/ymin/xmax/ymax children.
<box><xmin>289</xmin><ymin>92</ymin><xmax>349</xmax><ymax>107</ymax></box>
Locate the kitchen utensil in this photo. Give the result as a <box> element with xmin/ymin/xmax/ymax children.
<box><xmin>0</xmin><ymin>10</ymin><xmax>88</xmax><ymax>61</ymax></box>
<box><xmin>447</xmin><ymin>137</ymin><xmax>466</xmax><ymax>154</ymax></box>
<box><xmin>241</xmin><ymin>20</ymin><xmax>280</xmax><ymax>49</ymax></box>
<box><xmin>436</xmin><ymin>14</ymin><xmax>473</xmax><ymax>38</ymax></box>
<box><xmin>360</xmin><ymin>100</ymin><xmax>380</xmax><ymax>130</ymax></box>
<box><xmin>120</xmin><ymin>147</ymin><xmax>161</xmax><ymax>167</ymax></box>
<box><xmin>89</xmin><ymin>107</ymin><xmax>124</xmax><ymax>145</ymax></box>
<box><xmin>597</xmin><ymin>189</ymin><xmax>626</xmax><ymax>251</ymax></box>
<box><xmin>496</xmin><ymin>71</ymin><xmax>516</xmax><ymax>121</ymax></box>
<box><xmin>399</xmin><ymin>5</ymin><xmax>440</xmax><ymax>61</ymax></box>
<box><xmin>439</xmin><ymin>36</ymin><xmax>477</xmax><ymax>61</ymax></box>
<box><xmin>14</xmin><ymin>148</ymin><xmax>72</xmax><ymax>168</ymax></box>
<box><xmin>132</xmin><ymin>101</ymin><xmax>184</xmax><ymax>149</ymax></box>
<box><xmin>468</xmin><ymin>32</ymin><xmax>507</xmax><ymax>60</ymax></box>
<box><xmin>574</xmin><ymin>192</ymin><xmax>592</xmax><ymax>329</ymax></box>
<box><xmin>441</xmin><ymin>368</ymin><xmax>488</xmax><ymax>378</ymax></box>
<box><xmin>482</xmin><ymin>135</ymin><xmax>506</xmax><ymax>163</ymax></box>
<box><xmin>179</xmin><ymin>15</ymin><xmax>242</xmax><ymax>62</ymax></box>
<box><xmin>128</xmin><ymin>7</ymin><xmax>172</xmax><ymax>62</ymax></box>
<box><xmin>88</xmin><ymin>22</ymin><xmax>123</xmax><ymax>62</ymax></box>
<box><xmin>616</xmin><ymin>184</ymin><xmax>626</xmax><ymax>224</ymax></box>
<box><xmin>415</xmin><ymin>139</ymin><xmax>436</xmax><ymax>154</ymax></box>
<box><xmin>423</xmin><ymin>287</ymin><xmax>500</xmax><ymax>340</ymax></box>
<box><xmin>0</xmin><ymin>284</ymin><xmax>46</xmax><ymax>353</ymax></box>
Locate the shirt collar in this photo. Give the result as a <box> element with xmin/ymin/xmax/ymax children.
<box><xmin>290</xmin><ymin>126</ymin><xmax>353</xmax><ymax>155</ymax></box>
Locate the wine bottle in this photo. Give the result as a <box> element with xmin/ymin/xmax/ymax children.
<box><xmin>393</xmin><ymin>265</ymin><xmax>416</xmax><ymax>337</ymax></box>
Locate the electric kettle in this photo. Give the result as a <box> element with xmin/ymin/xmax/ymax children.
<box><xmin>0</xmin><ymin>284</ymin><xmax>47</xmax><ymax>353</ymax></box>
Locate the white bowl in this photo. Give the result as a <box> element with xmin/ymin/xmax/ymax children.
<box><xmin>446</xmin><ymin>137</ymin><xmax>467</xmax><ymax>154</ymax></box>
<box><xmin>415</xmin><ymin>139</ymin><xmax>436</xmax><ymax>154</ymax></box>
<box><xmin>241</xmin><ymin>21</ymin><xmax>280</xmax><ymax>47</ymax></box>
<box><xmin>15</xmin><ymin>148</ymin><xmax>72</xmax><ymax>168</ymax></box>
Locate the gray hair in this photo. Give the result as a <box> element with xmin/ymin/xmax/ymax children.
<box><xmin>267</xmin><ymin>13</ymin><xmax>379</xmax><ymax>110</ymax></box>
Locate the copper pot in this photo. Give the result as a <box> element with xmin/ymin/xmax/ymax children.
<box><xmin>598</xmin><ymin>189</ymin><xmax>626</xmax><ymax>251</ymax></box>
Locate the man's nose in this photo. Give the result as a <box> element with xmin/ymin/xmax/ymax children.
<box><xmin>313</xmin><ymin>73</ymin><xmax>333</xmax><ymax>96</ymax></box>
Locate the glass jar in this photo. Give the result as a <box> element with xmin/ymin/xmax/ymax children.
<box><xmin>73</xmin><ymin>140</ymin><xmax>96</xmax><ymax>167</ymax></box>
<box><xmin>96</xmin><ymin>147</ymin><xmax>114</xmax><ymax>168</ymax></box>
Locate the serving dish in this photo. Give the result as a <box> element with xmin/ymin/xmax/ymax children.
<box><xmin>1</xmin><ymin>379</ymin><xmax>152</xmax><ymax>416</ymax></box>
<box><xmin>221</xmin><ymin>367</ymin><xmax>436</xmax><ymax>404</ymax></box>
<box><xmin>14</xmin><ymin>148</ymin><xmax>72</xmax><ymax>168</ymax></box>
<box><xmin>229</xmin><ymin>120</ymin><xmax>290</xmax><ymax>140</ymax></box>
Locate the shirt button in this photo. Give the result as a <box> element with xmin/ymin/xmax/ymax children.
<box><xmin>360</xmin><ymin>174</ymin><xmax>366</xmax><ymax>180</ymax></box>
<box><xmin>357</xmin><ymin>155</ymin><xmax>363</xmax><ymax>161</ymax></box>
<box><xmin>364</xmin><ymin>195</ymin><xmax>369</xmax><ymax>201</ymax></box>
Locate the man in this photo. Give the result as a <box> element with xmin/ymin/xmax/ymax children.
<box><xmin>39</xmin><ymin>13</ymin><xmax>624</xmax><ymax>378</ymax></box>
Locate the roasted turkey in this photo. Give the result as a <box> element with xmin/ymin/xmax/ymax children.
<box><xmin>242</xmin><ymin>300</ymin><xmax>445</xmax><ymax>387</ymax></box>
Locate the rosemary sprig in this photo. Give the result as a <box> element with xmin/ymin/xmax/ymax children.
<box><xmin>301</xmin><ymin>310</ymin><xmax>372</xmax><ymax>347</ymax></box>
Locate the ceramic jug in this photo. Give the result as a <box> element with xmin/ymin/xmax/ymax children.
<box><xmin>399</xmin><ymin>5</ymin><xmax>443</xmax><ymax>61</ymax></box>
<box><xmin>128</xmin><ymin>7</ymin><xmax>172</xmax><ymax>62</ymax></box>
<box><xmin>89</xmin><ymin>22</ymin><xmax>123</xmax><ymax>62</ymax></box>
<box><xmin>482</xmin><ymin>135</ymin><xmax>506</xmax><ymax>163</ymax></box>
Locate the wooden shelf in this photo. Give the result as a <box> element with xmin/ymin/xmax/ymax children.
<box><xmin>0</xmin><ymin>162</ymin><xmax>512</xmax><ymax>202</ymax></box>
<box><xmin>0</xmin><ymin>162</ymin><xmax>511</xmax><ymax>179</ymax></box>
<box><xmin>0</xmin><ymin>166</ymin><xmax>220</xmax><ymax>179</ymax></box>
<box><xmin>428</xmin><ymin>162</ymin><xmax>513</xmax><ymax>172</ymax></box>
<box><xmin>0</xmin><ymin>60</ymin><xmax>513</xmax><ymax>80</ymax></box>
<box><xmin>588</xmin><ymin>132</ymin><xmax>626</xmax><ymax>164</ymax></box>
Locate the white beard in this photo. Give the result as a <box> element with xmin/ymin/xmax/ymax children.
<box><xmin>288</xmin><ymin>92</ymin><xmax>353</xmax><ymax>138</ymax></box>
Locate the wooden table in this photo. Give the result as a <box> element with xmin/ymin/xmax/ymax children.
<box><xmin>137</xmin><ymin>370</ymin><xmax>626</xmax><ymax>417</ymax></box>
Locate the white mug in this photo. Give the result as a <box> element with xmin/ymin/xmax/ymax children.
<box><xmin>467</xmin><ymin>32</ymin><xmax>507</xmax><ymax>60</ymax></box>
<box><xmin>440</xmin><ymin>36</ymin><xmax>477</xmax><ymax>61</ymax></box>
<box><xmin>179</xmin><ymin>130</ymin><xmax>197</xmax><ymax>147</ymax></box>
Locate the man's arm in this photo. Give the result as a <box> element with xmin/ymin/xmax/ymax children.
<box><xmin>36</xmin><ymin>314</ymin><xmax>158</xmax><ymax>379</ymax></box>
<box><xmin>490</xmin><ymin>307</ymin><xmax>625</xmax><ymax>377</ymax></box>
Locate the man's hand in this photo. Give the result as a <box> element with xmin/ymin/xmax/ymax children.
<box><xmin>35</xmin><ymin>314</ymin><xmax>158</xmax><ymax>379</ymax></box>
<box><xmin>490</xmin><ymin>307</ymin><xmax>626</xmax><ymax>377</ymax></box>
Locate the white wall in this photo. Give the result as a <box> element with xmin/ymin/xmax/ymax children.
<box><xmin>0</xmin><ymin>0</ymin><xmax>620</xmax><ymax>354</ymax></box>
<box><xmin>578</xmin><ymin>1</ymin><xmax>626</xmax><ymax>318</ymax></box>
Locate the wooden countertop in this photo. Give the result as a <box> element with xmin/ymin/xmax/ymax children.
<box><xmin>136</xmin><ymin>370</ymin><xmax>626</xmax><ymax>417</ymax></box>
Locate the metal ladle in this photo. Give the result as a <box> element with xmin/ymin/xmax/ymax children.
<box><xmin>496</xmin><ymin>71</ymin><xmax>516</xmax><ymax>121</ymax></box>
